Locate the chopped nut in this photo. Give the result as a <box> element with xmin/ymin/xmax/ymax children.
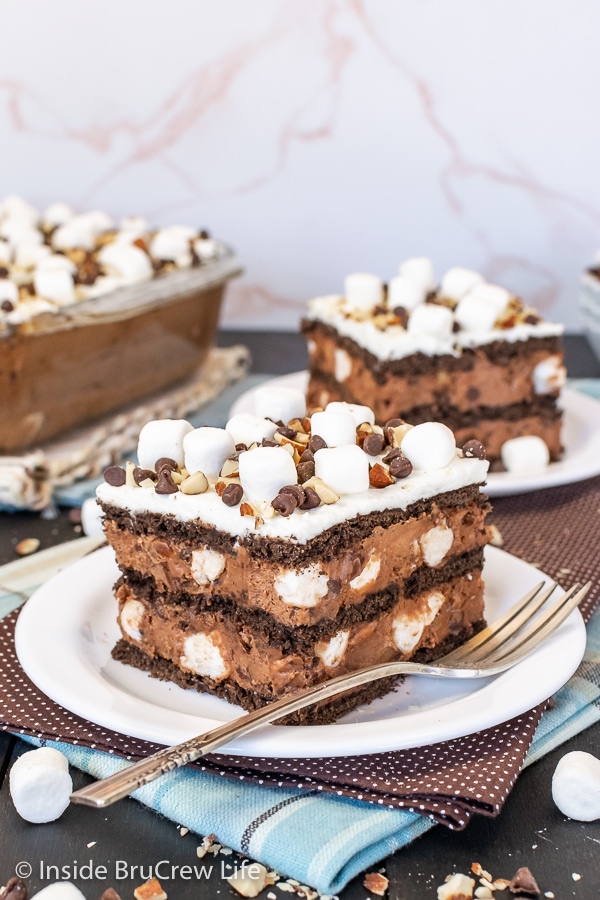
<box><xmin>15</xmin><ymin>538</ymin><xmax>40</xmax><ymax>556</ymax></box>
<box><xmin>437</xmin><ymin>873</ymin><xmax>476</xmax><ymax>900</ymax></box>
<box><xmin>474</xmin><ymin>889</ymin><xmax>493</xmax><ymax>900</ymax></box>
<box><xmin>240</xmin><ymin>502</ymin><xmax>255</xmax><ymax>517</ymax></box>
<box><xmin>180</xmin><ymin>471</ymin><xmax>209</xmax><ymax>495</ymax></box>
<box><xmin>220</xmin><ymin>458</ymin><xmax>241</xmax><ymax>479</ymax></box>
<box><xmin>471</xmin><ymin>864</ymin><xmax>492</xmax><ymax>882</ymax></box>
<box><xmin>133</xmin><ymin>878</ymin><xmax>167</xmax><ymax>900</ymax></box>
<box><xmin>363</xmin><ymin>871</ymin><xmax>389</xmax><ymax>895</ymax></box>
<box><xmin>385</xmin><ymin>422</ymin><xmax>413</xmax><ymax>448</ymax></box>
<box><xmin>491</xmin><ymin>879</ymin><xmax>510</xmax><ymax>891</ymax></box>
<box><xmin>369</xmin><ymin>463</ymin><xmax>395</xmax><ymax>488</ymax></box>
<box><xmin>125</xmin><ymin>460</ymin><xmax>137</xmax><ymax>488</ymax></box>
<box><xmin>488</xmin><ymin>524</ymin><xmax>504</xmax><ymax>547</ymax></box>
<box><xmin>509</xmin><ymin>867</ymin><xmax>540</xmax><ymax>896</ymax></box>
<box><xmin>170</xmin><ymin>470</ymin><xmax>184</xmax><ymax>484</ymax></box>
<box><xmin>301</xmin><ymin>476</ymin><xmax>339</xmax><ymax>504</ymax></box>
<box><xmin>227</xmin><ymin>863</ymin><xmax>269</xmax><ymax>897</ymax></box>
<box><xmin>288</xmin><ymin>418</ymin><xmax>306</xmax><ymax>433</ymax></box>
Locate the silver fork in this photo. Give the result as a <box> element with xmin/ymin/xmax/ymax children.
<box><xmin>71</xmin><ymin>579</ymin><xmax>590</xmax><ymax>808</ymax></box>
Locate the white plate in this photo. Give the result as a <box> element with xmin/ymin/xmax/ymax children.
<box><xmin>15</xmin><ymin>545</ymin><xmax>585</xmax><ymax>758</ymax></box>
<box><xmin>229</xmin><ymin>373</ymin><xmax>600</xmax><ymax>497</ymax></box>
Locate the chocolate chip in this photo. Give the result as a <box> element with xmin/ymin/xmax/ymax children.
<box><xmin>466</xmin><ymin>385</ymin><xmax>480</xmax><ymax>402</ymax></box>
<box><xmin>509</xmin><ymin>867</ymin><xmax>540</xmax><ymax>896</ymax></box>
<box><xmin>222</xmin><ymin>483</ymin><xmax>243</xmax><ymax>506</ymax></box>
<box><xmin>76</xmin><ymin>255</ymin><xmax>101</xmax><ymax>285</ymax></box>
<box><xmin>1</xmin><ymin>299</ymin><xmax>14</xmax><ymax>312</ymax></box>
<box><xmin>308</xmin><ymin>434</ymin><xmax>327</xmax><ymax>453</ymax></box>
<box><xmin>389</xmin><ymin>456</ymin><xmax>413</xmax><ymax>479</ymax></box>
<box><xmin>272</xmin><ymin>492</ymin><xmax>298</xmax><ymax>517</ymax></box>
<box><xmin>133</xmin><ymin>466</ymin><xmax>156</xmax><ymax>485</ymax></box>
<box><xmin>199</xmin><ymin>229</ymin><xmax>210</xmax><ymax>239</ymax></box>
<box><xmin>0</xmin><ymin>266</ymin><xmax>10</xmax><ymax>278</ymax></box>
<box><xmin>228</xmin><ymin>449</ymin><xmax>243</xmax><ymax>461</ymax></box>
<box><xmin>155</xmin><ymin>457</ymin><xmax>177</xmax><ymax>472</ymax></box>
<box><xmin>382</xmin><ymin>447</ymin><xmax>402</xmax><ymax>464</ymax></box>
<box><xmin>296</xmin><ymin>460</ymin><xmax>315</xmax><ymax>483</ymax></box>
<box><xmin>392</xmin><ymin>306</ymin><xmax>409</xmax><ymax>328</ymax></box>
<box><xmin>452</xmin><ymin>320</ymin><xmax>461</xmax><ymax>332</ymax></box>
<box><xmin>300</xmin><ymin>448</ymin><xmax>314</xmax><ymax>463</ymax></box>
<box><xmin>235</xmin><ymin>443</ymin><xmax>248</xmax><ymax>452</ymax></box>
<box><xmin>261</xmin><ymin>439</ymin><xmax>277</xmax><ymax>447</ymax></box>
<box><xmin>99</xmin><ymin>890</ymin><xmax>122</xmax><ymax>900</ymax></box>
<box><xmin>1</xmin><ymin>878</ymin><xmax>28</xmax><ymax>900</ymax></box>
<box><xmin>384</xmin><ymin>418</ymin><xmax>405</xmax><ymax>429</ymax></box>
<box><xmin>462</xmin><ymin>439</ymin><xmax>486</xmax><ymax>460</ymax></box>
<box><xmin>276</xmin><ymin>426</ymin><xmax>297</xmax><ymax>440</ymax></box>
<box><xmin>280</xmin><ymin>484</ymin><xmax>305</xmax><ymax>505</ymax></box>
<box><xmin>103</xmin><ymin>465</ymin><xmax>126</xmax><ymax>486</ymax></box>
<box><xmin>524</xmin><ymin>313</ymin><xmax>540</xmax><ymax>324</ymax></box>
<box><xmin>300</xmin><ymin>486</ymin><xmax>320</xmax><ymax>509</ymax></box>
<box><xmin>363</xmin><ymin>432</ymin><xmax>385</xmax><ymax>456</ymax></box>
<box><xmin>155</xmin><ymin>468</ymin><xmax>178</xmax><ymax>494</ymax></box>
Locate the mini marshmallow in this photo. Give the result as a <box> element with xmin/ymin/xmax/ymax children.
<box><xmin>254</xmin><ymin>385</ymin><xmax>306</xmax><ymax>423</ymax></box>
<box><xmin>387</xmin><ymin>276</ymin><xmax>427</xmax><ymax>311</ymax></box>
<box><xmin>398</xmin><ymin>256</ymin><xmax>436</xmax><ymax>293</ymax></box>
<box><xmin>9</xmin><ymin>747</ymin><xmax>72</xmax><ymax>823</ymax></box>
<box><xmin>325</xmin><ymin>401</ymin><xmax>375</xmax><ymax>427</ymax></box>
<box><xmin>407</xmin><ymin>302</ymin><xmax>454</xmax><ymax>339</ymax></box>
<box><xmin>120</xmin><ymin>214</ymin><xmax>148</xmax><ymax>233</ymax></box>
<box><xmin>401</xmin><ymin>422</ymin><xmax>457</xmax><ymax>469</ymax></box>
<box><xmin>81</xmin><ymin>497</ymin><xmax>104</xmax><ymax>536</ymax></box>
<box><xmin>76</xmin><ymin>209</ymin><xmax>114</xmax><ymax>234</ymax></box>
<box><xmin>0</xmin><ymin>239</ymin><xmax>11</xmax><ymax>264</ymax></box>
<box><xmin>137</xmin><ymin>418</ymin><xmax>194</xmax><ymax>470</ymax></box>
<box><xmin>150</xmin><ymin>225</ymin><xmax>197</xmax><ymax>265</ymax></box>
<box><xmin>238</xmin><ymin>445</ymin><xmax>298</xmax><ymax>505</ymax></box>
<box><xmin>0</xmin><ymin>194</ymin><xmax>39</xmax><ymax>224</ymax></box>
<box><xmin>0</xmin><ymin>279</ymin><xmax>18</xmax><ymax>304</ymax></box>
<box><xmin>43</xmin><ymin>201</ymin><xmax>74</xmax><ymax>228</ymax></box>
<box><xmin>501</xmin><ymin>435</ymin><xmax>550</xmax><ymax>474</ymax></box>
<box><xmin>552</xmin><ymin>751</ymin><xmax>600</xmax><ymax>821</ymax></box>
<box><xmin>455</xmin><ymin>292</ymin><xmax>501</xmax><ymax>332</ymax></box>
<box><xmin>533</xmin><ymin>355</ymin><xmax>567</xmax><ymax>395</ymax></box>
<box><xmin>36</xmin><ymin>253</ymin><xmax>77</xmax><ymax>275</ymax></box>
<box><xmin>310</xmin><ymin>410</ymin><xmax>357</xmax><ymax>447</ymax></box>
<box><xmin>440</xmin><ymin>266</ymin><xmax>483</xmax><ymax>301</ymax></box>
<box><xmin>98</xmin><ymin>241</ymin><xmax>152</xmax><ymax>282</ymax></box>
<box><xmin>183</xmin><ymin>427</ymin><xmax>235</xmax><ymax>479</ymax></box>
<box><xmin>344</xmin><ymin>272</ymin><xmax>383</xmax><ymax>310</ymax></box>
<box><xmin>52</xmin><ymin>217</ymin><xmax>96</xmax><ymax>251</ymax></box>
<box><xmin>32</xmin><ymin>884</ymin><xmax>86</xmax><ymax>900</ymax></box>
<box><xmin>194</xmin><ymin>237</ymin><xmax>221</xmax><ymax>261</ymax></box>
<box><xmin>14</xmin><ymin>241</ymin><xmax>51</xmax><ymax>269</ymax></box>
<box><xmin>314</xmin><ymin>444</ymin><xmax>370</xmax><ymax>495</ymax></box>
<box><xmin>225</xmin><ymin>413</ymin><xmax>278</xmax><ymax>447</ymax></box>
<box><xmin>6</xmin><ymin>298</ymin><xmax>55</xmax><ymax>324</ymax></box>
<box><xmin>33</xmin><ymin>267</ymin><xmax>75</xmax><ymax>305</ymax></box>
<box><xmin>1</xmin><ymin>218</ymin><xmax>43</xmax><ymax>247</ymax></box>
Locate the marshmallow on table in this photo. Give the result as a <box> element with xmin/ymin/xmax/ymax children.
<box><xmin>310</xmin><ymin>410</ymin><xmax>357</xmax><ymax>447</ymax></box>
<box><xmin>401</xmin><ymin>422</ymin><xmax>457</xmax><ymax>470</ymax></box>
<box><xmin>325</xmin><ymin>401</ymin><xmax>375</xmax><ymax>427</ymax></box>
<box><xmin>43</xmin><ymin>201</ymin><xmax>74</xmax><ymax>229</ymax></box>
<box><xmin>440</xmin><ymin>266</ymin><xmax>483</xmax><ymax>301</ymax></box>
<box><xmin>32</xmin><ymin>884</ymin><xmax>87</xmax><ymax>900</ymax></box>
<box><xmin>387</xmin><ymin>275</ymin><xmax>427</xmax><ymax>311</ymax></box>
<box><xmin>33</xmin><ymin>268</ymin><xmax>75</xmax><ymax>306</ymax></box>
<box><xmin>98</xmin><ymin>242</ymin><xmax>153</xmax><ymax>282</ymax></box>
<box><xmin>183</xmin><ymin>427</ymin><xmax>235</xmax><ymax>479</ymax></box>
<box><xmin>239</xmin><ymin>445</ymin><xmax>298</xmax><ymax>505</ymax></box>
<box><xmin>501</xmin><ymin>435</ymin><xmax>550</xmax><ymax>474</ymax></box>
<box><xmin>254</xmin><ymin>385</ymin><xmax>306</xmax><ymax>424</ymax></box>
<box><xmin>552</xmin><ymin>751</ymin><xmax>600</xmax><ymax>821</ymax></box>
<box><xmin>315</xmin><ymin>444</ymin><xmax>370</xmax><ymax>495</ymax></box>
<box><xmin>226</xmin><ymin>413</ymin><xmax>278</xmax><ymax>447</ymax></box>
<box><xmin>398</xmin><ymin>256</ymin><xmax>436</xmax><ymax>293</ymax></box>
<box><xmin>407</xmin><ymin>302</ymin><xmax>454</xmax><ymax>340</ymax></box>
<box><xmin>9</xmin><ymin>747</ymin><xmax>72</xmax><ymax>823</ymax></box>
<box><xmin>137</xmin><ymin>419</ymin><xmax>194</xmax><ymax>470</ymax></box>
<box><xmin>81</xmin><ymin>497</ymin><xmax>104</xmax><ymax>536</ymax></box>
<box><xmin>344</xmin><ymin>273</ymin><xmax>383</xmax><ymax>310</ymax></box>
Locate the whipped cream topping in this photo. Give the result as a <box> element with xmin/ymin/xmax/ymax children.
<box><xmin>306</xmin><ymin>258</ymin><xmax>563</xmax><ymax>360</ymax></box>
<box><xmin>0</xmin><ymin>194</ymin><xmax>226</xmax><ymax>329</ymax></box>
<box><xmin>97</xmin><ymin>400</ymin><xmax>488</xmax><ymax>543</ymax></box>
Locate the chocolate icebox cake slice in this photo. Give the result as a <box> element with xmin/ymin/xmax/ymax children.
<box><xmin>97</xmin><ymin>387</ymin><xmax>491</xmax><ymax>725</ymax></box>
<box><xmin>302</xmin><ymin>260</ymin><xmax>566</xmax><ymax>469</ymax></box>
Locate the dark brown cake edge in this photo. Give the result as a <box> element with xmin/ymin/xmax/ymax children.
<box><xmin>112</xmin><ymin>619</ymin><xmax>485</xmax><ymax>726</ymax></box>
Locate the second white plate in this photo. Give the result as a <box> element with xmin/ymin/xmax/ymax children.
<box><xmin>15</xmin><ymin>545</ymin><xmax>585</xmax><ymax>758</ymax></box>
<box><xmin>229</xmin><ymin>373</ymin><xmax>600</xmax><ymax>497</ymax></box>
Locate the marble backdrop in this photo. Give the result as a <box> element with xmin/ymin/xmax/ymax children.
<box><xmin>1</xmin><ymin>0</ymin><xmax>599</xmax><ymax>330</ymax></box>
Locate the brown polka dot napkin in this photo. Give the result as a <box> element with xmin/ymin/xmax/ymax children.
<box><xmin>1</xmin><ymin>475</ymin><xmax>599</xmax><ymax>830</ymax></box>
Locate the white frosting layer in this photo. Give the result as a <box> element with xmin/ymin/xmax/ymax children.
<box><xmin>97</xmin><ymin>451</ymin><xmax>487</xmax><ymax>544</ymax></box>
<box><xmin>306</xmin><ymin>293</ymin><xmax>563</xmax><ymax>361</ymax></box>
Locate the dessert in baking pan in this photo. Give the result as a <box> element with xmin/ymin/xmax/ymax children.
<box><xmin>0</xmin><ymin>195</ymin><xmax>241</xmax><ymax>452</ymax></box>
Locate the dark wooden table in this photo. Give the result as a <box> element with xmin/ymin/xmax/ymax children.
<box><xmin>1</xmin><ymin>332</ymin><xmax>600</xmax><ymax>898</ymax></box>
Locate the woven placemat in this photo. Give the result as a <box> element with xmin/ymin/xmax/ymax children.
<box><xmin>1</xmin><ymin>476</ymin><xmax>599</xmax><ymax>830</ymax></box>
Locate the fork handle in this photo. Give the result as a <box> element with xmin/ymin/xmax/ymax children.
<box><xmin>70</xmin><ymin>658</ymin><xmax>446</xmax><ymax>808</ymax></box>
